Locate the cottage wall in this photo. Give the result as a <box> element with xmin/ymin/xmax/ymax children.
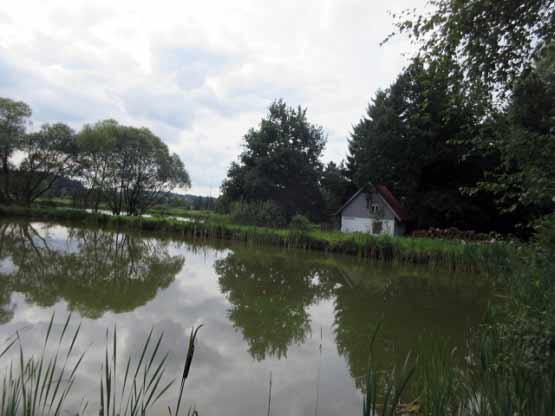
<box><xmin>341</xmin><ymin>192</ymin><xmax>395</xmax><ymax>221</ymax></box>
<box><xmin>340</xmin><ymin>191</ymin><xmax>399</xmax><ymax>235</ymax></box>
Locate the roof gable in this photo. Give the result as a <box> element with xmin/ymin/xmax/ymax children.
<box><xmin>375</xmin><ymin>185</ymin><xmax>408</xmax><ymax>222</ymax></box>
<box><xmin>336</xmin><ymin>184</ymin><xmax>408</xmax><ymax>222</ymax></box>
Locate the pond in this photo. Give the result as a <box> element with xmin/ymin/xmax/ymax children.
<box><xmin>0</xmin><ymin>220</ymin><xmax>490</xmax><ymax>415</ymax></box>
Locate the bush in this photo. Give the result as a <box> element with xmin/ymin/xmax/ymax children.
<box><xmin>289</xmin><ymin>214</ymin><xmax>312</xmax><ymax>233</ymax></box>
<box><xmin>230</xmin><ymin>200</ymin><xmax>287</xmax><ymax>228</ymax></box>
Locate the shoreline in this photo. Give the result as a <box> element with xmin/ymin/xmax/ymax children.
<box><xmin>0</xmin><ymin>204</ymin><xmax>514</xmax><ymax>273</ymax></box>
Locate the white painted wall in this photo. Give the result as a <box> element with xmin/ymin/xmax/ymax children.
<box><xmin>341</xmin><ymin>216</ymin><xmax>395</xmax><ymax>236</ymax></box>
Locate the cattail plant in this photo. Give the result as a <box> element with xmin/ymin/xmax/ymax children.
<box><xmin>171</xmin><ymin>325</ymin><xmax>203</xmax><ymax>416</ymax></box>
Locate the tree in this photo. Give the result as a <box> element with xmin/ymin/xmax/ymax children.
<box><xmin>10</xmin><ymin>123</ymin><xmax>76</xmax><ymax>205</ymax></box>
<box><xmin>220</xmin><ymin>99</ymin><xmax>327</xmax><ymax>221</ymax></box>
<box><xmin>0</xmin><ymin>97</ymin><xmax>32</xmax><ymax>202</ymax></box>
<box><xmin>75</xmin><ymin>120</ymin><xmax>119</xmax><ymax>211</ymax></box>
<box><xmin>321</xmin><ymin>161</ymin><xmax>354</xmax><ymax>216</ymax></box>
<box><xmin>473</xmin><ymin>44</ymin><xmax>555</xmax><ymax>219</ymax></box>
<box><xmin>76</xmin><ymin>120</ymin><xmax>191</xmax><ymax>215</ymax></box>
<box><xmin>385</xmin><ymin>1</ymin><xmax>555</xmax><ymax>230</ymax></box>
<box><xmin>389</xmin><ymin>0</ymin><xmax>555</xmax><ymax>103</ymax></box>
<box><xmin>347</xmin><ymin>59</ymin><xmax>499</xmax><ymax>230</ymax></box>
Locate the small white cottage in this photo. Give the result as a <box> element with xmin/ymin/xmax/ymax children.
<box><xmin>336</xmin><ymin>184</ymin><xmax>408</xmax><ymax>236</ymax></box>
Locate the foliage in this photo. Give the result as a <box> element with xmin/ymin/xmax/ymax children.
<box><xmin>388</xmin><ymin>0</ymin><xmax>555</xmax><ymax>102</ymax></box>
<box><xmin>320</xmin><ymin>161</ymin><xmax>354</xmax><ymax>216</ymax></box>
<box><xmin>347</xmin><ymin>59</ymin><xmax>498</xmax><ymax>230</ymax></box>
<box><xmin>471</xmin><ymin>44</ymin><xmax>555</xmax><ymax>218</ymax></box>
<box><xmin>220</xmin><ymin>99</ymin><xmax>326</xmax><ymax>220</ymax></box>
<box><xmin>9</xmin><ymin>123</ymin><xmax>77</xmax><ymax>205</ymax></box>
<box><xmin>74</xmin><ymin>119</ymin><xmax>119</xmax><ymax>211</ymax></box>
<box><xmin>288</xmin><ymin>214</ymin><xmax>312</xmax><ymax>233</ymax></box>
<box><xmin>0</xmin><ymin>97</ymin><xmax>32</xmax><ymax>202</ymax></box>
<box><xmin>381</xmin><ymin>1</ymin><xmax>555</xmax><ymax>232</ymax></box>
<box><xmin>148</xmin><ymin>206</ymin><xmax>230</xmax><ymax>224</ymax></box>
<box><xmin>76</xmin><ymin>120</ymin><xmax>191</xmax><ymax>215</ymax></box>
<box><xmin>229</xmin><ymin>200</ymin><xmax>287</xmax><ymax>228</ymax></box>
<box><xmin>497</xmin><ymin>214</ymin><xmax>555</xmax><ymax>371</ymax></box>
<box><xmin>0</xmin><ymin>100</ymin><xmax>191</xmax><ymax>215</ymax></box>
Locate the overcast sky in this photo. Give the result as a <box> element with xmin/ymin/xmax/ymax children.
<box><xmin>0</xmin><ymin>0</ymin><xmax>426</xmax><ymax>196</ymax></box>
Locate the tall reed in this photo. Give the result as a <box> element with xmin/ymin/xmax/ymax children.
<box><xmin>0</xmin><ymin>314</ymin><xmax>203</xmax><ymax>416</ymax></box>
<box><xmin>364</xmin><ymin>330</ymin><xmax>555</xmax><ymax>416</ymax></box>
<box><xmin>0</xmin><ymin>313</ymin><xmax>86</xmax><ymax>416</ymax></box>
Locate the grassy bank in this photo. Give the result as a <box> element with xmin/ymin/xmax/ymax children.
<box><xmin>363</xmin><ymin>215</ymin><xmax>555</xmax><ymax>415</ymax></box>
<box><xmin>0</xmin><ymin>204</ymin><xmax>514</xmax><ymax>273</ymax></box>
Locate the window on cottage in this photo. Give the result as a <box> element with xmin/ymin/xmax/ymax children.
<box><xmin>372</xmin><ymin>220</ymin><xmax>383</xmax><ymax>234</ymax></box>
<box><xmin>370</xmin><ymin>204</ymin><xmax>379</xmax><ymax>214</ymax></box>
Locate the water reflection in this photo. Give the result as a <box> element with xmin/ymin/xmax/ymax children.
<box><xmin>215</xmin><ymin>246</ymin><xmax>489</xmax><ymax>383</ymax></box>
<box><xmin>215</xmin><ymin>247</ymin><xmax>331</xmax><ymax>360</ymax></box>
<box><xmin>332</xmin><ymin>266</ymin><xmax>488</xmax><ymax>389</ymax></box>
<box><xmin>0</xmin><ymin>222</ymin><xmax>185</xmax><ymax>318</ymax></box>
<box><xmin>0</xmin><ymin>220</ymin><xmax>490</xmax><ymax>415</ymax></box>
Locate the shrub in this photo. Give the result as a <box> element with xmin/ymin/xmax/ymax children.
<box><xmin>230</xmin><ymin>200</ymin><xmax>287</xmax><ymax>228</ymax></box>
<box><xmin>289</xmin><ymin>214</ymin><xmax>312</xmax><ymax>233</ymax></box>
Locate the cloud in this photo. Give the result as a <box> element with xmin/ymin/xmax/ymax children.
<box><xmin>0</xmin><ymin>0</ymin><xmax>425</xmax><ymax>195</ymax></box>
<box><xmin>122</xmin><ymin>88</ymin><xmax>194</xmax><ymax>130</ymax></box>
<box><xmin>0</xmin><ymin>224</ymin><xmax>364</xmax><ymax>415</ymax></box>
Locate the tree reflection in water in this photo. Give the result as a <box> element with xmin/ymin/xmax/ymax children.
<box><xmin>332</xmin><ymin>264</ymin><xmax>489</xmax><ymax>390</ymax></box>
<box><xmin>216</xmin><ymin>247</ymin><xmax>488</xmax><ymax>391</ymax></box>
<box><xmin>0</xmin><ymin>222</ymin><xmax>185</xmax><ymax>319</ymax></box>
<box><xmin>0</xmin><ymin>221</ymin><xmax>488</xmax><ymax>395</ymax></box>
<box><xmin>215</xmin><ymin>247</ymin><xmax>336</xmax><ymax>361</ymax></box>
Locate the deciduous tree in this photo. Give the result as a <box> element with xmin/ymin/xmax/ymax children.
<box><xmin>0</xmin><ymin>97</ymin><xmax>32</xmax><ymax>202</ymax></box>
<box><xmin>221</xmin><ymin>99</ymin><xmax>326</xmax><ymax>221</ymax></box>
<box><xmin>11</xmin><ymin>123</ymin><xmax>76</xmax><ymax>205</ymax></box>
<box><xmin>388</xmin><ymin>0</ymin><xmax>555</xmax><ymax>103</ymax></box>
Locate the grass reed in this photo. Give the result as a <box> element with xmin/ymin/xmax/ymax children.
<box><xmin>0</xmin><ymin>314</ymin><xmax>203</xmax><ymax>416</ymax></box>
<box><xmin>0</xmin><ymin>313</ymin><xmax>86</xmax><ymax>416</ymax></box>
<box><xmin>363</xmin><ymin>325</ymin><xmax>555</xmax><ymax>415</ymax></box>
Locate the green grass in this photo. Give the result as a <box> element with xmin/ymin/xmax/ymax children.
<box><xmin>147</xmin><ymin>206</ymin><xmax>230</xmax><ymax>224</ymax></box>
<box><xmin>363</xmin><ymin>329</ymin><xmax>555</xmax><ymax>416</ymax></box>
<box><xmin>0</xmin><ymin>204</ymin><xmax>515</xmax><ymax>272</ymax></box>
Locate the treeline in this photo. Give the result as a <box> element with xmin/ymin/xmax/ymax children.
<box><xmin>220</xmin><ymin>45</ymin><xmax>554</xmax><ymax>236</ymax></box>
<box><xmin>0</xmin><ymin>102</ymin><xmax>190</xmax><ymax>215</ymax></box>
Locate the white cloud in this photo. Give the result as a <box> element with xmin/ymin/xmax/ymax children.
<box><xmin>0</xmin><ymin>0</ymin><xmax>425</xmax><ymax>195</ymax></box>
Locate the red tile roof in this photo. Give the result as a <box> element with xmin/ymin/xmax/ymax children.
<box><xmin>375</xmin><ymin>184</ymin><xmax>409</xmax><ymax>222</ymax></box>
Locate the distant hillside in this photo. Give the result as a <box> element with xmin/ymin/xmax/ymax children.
<box><xmin>43</xmin><ymin>179</ymin><xmax>217</xmax><ymax>210</ymax></box>
<box><xmin>157</xmin><ymin>192</ymin><xmax>218</xmax><ymax>210</ymax></box>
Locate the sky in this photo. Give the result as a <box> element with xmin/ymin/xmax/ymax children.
<box><xmin>0</xmin><ymin>0</ymin><xmax>426</xmax><ymax>196</ymax></box>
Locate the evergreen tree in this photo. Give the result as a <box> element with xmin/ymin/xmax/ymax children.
<box><xmin>347</xmin><ymin>59</ymin><xmax>498</xmax><ymax>230</ymax></box>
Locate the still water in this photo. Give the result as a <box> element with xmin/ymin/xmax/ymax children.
<box><xmin>0</xmin><ymin>220</ymin><xmax>490</xmax><ymax>415</ymax></box>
